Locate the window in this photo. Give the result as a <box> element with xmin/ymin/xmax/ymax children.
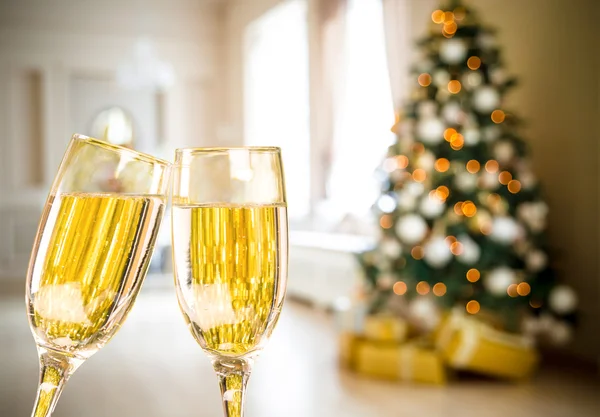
<box><xmin>244</xmin><ymin>0</ymin><xmax>310</xmax><ymax>219</ymax></box>
<box><xmin>326</xmin><ymin>0</ymin><xmax>395</xmax><ymax>218</ymax></box>
<box><xmin>244</xmin><ymin>0</ymin><xmax>394</xmax><ymax>228</ymax></box>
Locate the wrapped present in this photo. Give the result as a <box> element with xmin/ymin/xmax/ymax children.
<box><xmin>364</xmin><ymin>314</ymin><xmax>408</xmax><ymax>343</ymax></box>
<box><xmin>340</xmin><ymin>334</ymin><xmax>447</xmax><ymax>385</ymax></box>
<box><xmin>436</xmin><ymin>309</ymin><xmax>539</xmax><ymax>380</ymax></box>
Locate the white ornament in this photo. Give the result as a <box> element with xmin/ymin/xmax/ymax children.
<box><xmin>417</xmin><ymin>151</ymin><xmax>436</xmax><ymax>171</ymax></box>
<box><xmin>455</xmin><ymin>172</ymin><xmax>478</xmax><ymax>192</ymax></box>
<box><xmin>483</xmin><ymin>125</ymin><xmax>502</xmax><ymax>142</ymax></box>
<box><xmin>381</xmin><ymin>238</ymin><xmax>402</xmax><ymax>258</ymax></box>
<box><xmin>526</xmin><ymin>250</ymin><xmax>548</xmax><ymax>272</ymax></box>
<box><xmin>417</xmin><ymin>118</ymin><xmax>445</xmax><ymax>145</ymax></box>
<box><xmin>420</xmin><ymin>196</ymin><xmax>446</xmax><ymax>219</ymax></box>
<box><xmin>549</xmin><ymin>286</ymin><xmax>578</xmax><ymax>315</ymax></box>
<box><xmin>473</xmin><ymin>86</ymin><xmax>501</xmax><ymax>113</ymax></box>
<box><xmin>442</xmin><ymin>102</ymin><xmax>462</xmax><ymax>124</ymax></box>
<box><xmin>480</xmin><ymin>171</ymin><xmax>499</xmax><ymax>190</ymax></box>
<box><xmin>485</xmin><ymin>267</ymin><xmax>517</xmax><ymax>296</ymax></box>
<box><xmin>418</xmin><ymin>101</ymin><xmax>438</xmax><ymax>118</ymax></box>
<box><xmin>463</xmin><ymin>128</ymin><xmax>481</xmax><ymax>145</ymax></box>
<box><xmin>494</xmin><ymin>141</ymin><xmax>515</xmax><ymax>164</ymax></box>
<box><xmin>424</xmin><ymin>237</ymin><xmax>453</xmax><ymax>269</ymax></box>
<box><xmin>518</xmin><ymin>202</ymin><xmax>548</xmax><ymax>233</ymax></box>
<box><xmin>491</xmin><ymin>216</ymin><xmax>522</xmax><ymax>244</ymax></box>
<box><xmin>440</xmin><ymin>38</ymin><xmax>468</xmax><ymax>64</ymax></box>
<box><xmin>377</xmin><ymin>194</ymin><xmax>397</xmax><ymax>213</ymax></box>
<box><xmin>490</xmin><ymin>67</ymin><xmax>508</xmax><ymax>85</ymax></box>
<box><xmin>466</xmin><ymin>71</ymin><xmax>483</xmax><ymax>88</ymax></box>
<box><xmin>478</xmin><ymin>33</ymin><xmax>497</xmax><ymax>50</ymax></box>
<box><xmin>409</xmin><ymin>297</ymin><xmax>441</xmax><ymax>331</ymax></box>
<box><xmin>519</xmin><ymin>170</ymin><xmax>537</xmax><ymax>190</ymax></box>
<box><xmin>396</xmin><ymin>214</ymin><xmax>428</xmax><ymax>245</ymax></box>
<box><xmin>395</xmin><ymin>190</ymin><xmax>417</xmax><ymax>211</ymax></box>
<box><xmin>377</xmin><ymin>273</ymin><xmax>396</xmax><ymax>290</ymax></box>
<box><xmin>406</xmin><ymin>182</ymin><xmax>425</xmax><ymax>197</ymax></box>
<box><xmin>457</xmin><ymin>234</ymin><xmax>481</xmax><ymax>264</ymax></box>
<box><xmin>433</xmin><ymin>69</ymin><xmax>451</xmax><ymax>87</ymax></box>
<box><xmin>548</xmin><ymin>321</ymin><xmax>573</xmax><ymax>346</ymax></box>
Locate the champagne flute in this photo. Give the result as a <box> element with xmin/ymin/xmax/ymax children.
<box><xmin>25</xmin><ymin>134</ymin><xmax>171</xmax><ymax>417</ymax></box>
<box><xmin>171</xmin><ymin>147</ymin><xmax>288</xmax><ymax>417</ymax></box>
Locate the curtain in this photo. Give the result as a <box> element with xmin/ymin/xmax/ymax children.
<box><xmin>310</xmin><ymin>0</ymin><xmax>348</xmax><ymax>202</ymax></box>
<box><xmin>381</xmin><ymin>0</ymin><xmax>411</xmax><ymax>110</ymax></box>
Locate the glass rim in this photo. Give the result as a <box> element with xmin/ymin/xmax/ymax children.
<box><xmin>72</xmin><ymin>134</ymin><xmax>171</xmax><ymax>167</ymax></box>
<box><xmin>175</xmin><ymin>146</ymin><xmax>281</xmax><ymax>155</ymax></box>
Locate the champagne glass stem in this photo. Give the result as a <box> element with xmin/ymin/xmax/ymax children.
<box><xmin>31</xmin><ymin>347</ymin><xmax>82</xmax><ymax>417</ymax></box>
<box><xmin>213</xmin><ymin>358</ymin><xmax>253</xmax><ymax>417</ymax></box>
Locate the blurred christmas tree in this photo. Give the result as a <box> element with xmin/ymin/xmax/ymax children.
<box><xmin>359</xmin><ymin>0</ymin><xmax>576</xmax><ymax>344</ymax></box>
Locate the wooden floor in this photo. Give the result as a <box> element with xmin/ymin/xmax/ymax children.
<box><xmin>1</xmin><ymin>285</ymin><xmax>599</xmax><ymax>417</ymax></box>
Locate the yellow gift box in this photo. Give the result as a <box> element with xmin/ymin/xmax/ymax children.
<box><xmin>436</xmin><ymin>310</ymin><xmax>539</xmax><ymax>380</ymax></box>
<box><xmin>339</xmin><ymin>333</ymin><xmax>447</xmax><ymax>385</ymax></box>
<box><xmin>364</xmin><ymin>314</ymin><xmax>408</xmax><ymax>343</ymax></box>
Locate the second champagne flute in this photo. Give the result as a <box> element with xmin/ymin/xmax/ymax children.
<box><xmin>171</xmin><ymin>147</ymin><xmax>288</xmax><ymax>417</ymax></box>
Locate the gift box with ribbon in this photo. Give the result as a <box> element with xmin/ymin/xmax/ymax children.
<box><xmin>364</xmin><ymin>314</ymin><xmax>408</xmax><ymax>343</ymax></box>
<box><xmin>435</xmin><ymin>309</ymin><xmax>539</xmax><ymax>380</ymax></box>
<box><xmin>339</xmin><ymin>333</ymin><xmax>447</xmax><ymax>385</ymax></box>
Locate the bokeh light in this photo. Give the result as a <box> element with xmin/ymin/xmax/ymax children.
<box><xmin>413</xmin><ymin>168</ymin><xmax>427</xmax><ymax>182</ymax></box>
<box><xmin>467</xmin><ymin>56</ymin><xmax>481</xmax><ymax>70</ymax></box>
<box><xmin>530</xmin><ymin>299</ymin><xmax>542</xmax><ymax>308</ymax></box>
<box><xmin>418</xmin><ymin>73</ymin><xmax>432</xmax><ymax>87</ymax></box>
<box><xmin>444</xmin><ymin>128</ymin><xmax>457</xmax><ymax>142</ymax></box>
<box><xmin>466</xmin><ymin>268</ymin><xmax>480</xmax><ymax>282</ymax></box>
<box><xmin>396</xmin><ymin>154</ymin><xmax>409</xmax><ymax>169</ymax></box>
<box><xmin>411</xmin><ymin>246</ymin><xmax>424</xmax><ymax>260</ymax></box>
<box><xmin>448</xmin><ymin>80</ymin><xmax>462</xmax><ymax>94</ymax></box>
<box><xmin>517</xmin><ymin>282</ymin><xmax>531</xmax><ymax>296</ymax></box>
<box><xmin>445</xmin><ymin>235</ymin><xmax>457</xmax><ymax>245</ymax></box>
<box><xmin>432</xmin><ymin>10</ymin><xmax>445</xmax><ymax>24</ymax></box>
<box><xmin>454</xmin><ymin>201</ymin><xmax>464</xmax><ymax>215</ymax></box>
<box><xmin>393</xmin><ymin>281</ymin><xmax>408</xmax><ymax>295</ymax></box>
<box><xmin>508</xmin><ymin>179</ymin><xmax>521</xmax><ymax>193</ymax></box>
<box><xmin>485</xmin><ymin>160</ymin><xmax>500</xmax><ymax>173</ymax></box>
<box><xmin>450</xmin><ymin>241</ymin><xmax>464</xmax><ymax>255</ymax></box>
<box><xmin>462</xmin><ymin>201</ymin><xmax>477</xmax><ymax>217</ymax></box>
<box><xmin>466</xmin><ymin>300</ymin><xmax>480</xmax><ymax>314</ymax></box>
<box><xmin>466</xmin><ymin>160</ymin><xmax>481</xmax><ymax>173</ymax></box>
<box><xmin>433</xmin><ymin>283</ymin><xmax>447</xmax><ymax>297</ymax></box>
<box><xmin>454</xmin><ymin>6</ymin><xmax>466</xmax><ymax>21</ymax></box>
<box><xmin>491</xmin><ymin>109</ymin><xmax>506</xmax><ymax>123</ymax></box>
<box><xmin>416</xmin><ymin>281</ymin><xmax>431</xmax><ymax>295</ymax></box>
<box><xmin>444</xmin><ymin>21</ymin><xmax>457</xmax><ymax>35</ymax></box>
<box><xmin>498</xmin><ymin>171</ymin><xmax>512</xmax><ymax>185</ymax></box>
<box><xmin>380</xmin><ymin>215</ymin><xmax>393</xmax><ymax>229</ymax></box>
<box><xmin>435</xmin><ymin>158</ymin><xmax>450</xmax><ymax>172</ymax></box>
<box><xmin>436</xmin><ymin>186</ymin><xmax>450</xmax><ymax>200</ymax></box>
<box><xmin>507</xmin><ymin>284</ymin><xmax>519</xmax><ymax>297</ymax></box>
<box><xmin>450</xmin><ymin>133</ymin><xmax>464</xmax><ymax>150</ymax></box>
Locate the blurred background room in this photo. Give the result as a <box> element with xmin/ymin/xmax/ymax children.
<box><xmin>1</xmin><ymin>0</ymin><xmax>599</xmax><ymax>416</ymax></box>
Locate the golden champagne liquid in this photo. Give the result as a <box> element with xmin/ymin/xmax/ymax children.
<box><xmin>27</xmin><ymin>192</ymin><xmax>165</xmax><ymax>358</ymax></box>
<box><xmin>172</xmin><ymin>204</ymin><xmax>288</xmax><ymax>357</ymax></box>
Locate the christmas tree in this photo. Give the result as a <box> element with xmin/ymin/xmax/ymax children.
<box><xmin>359</xmin><ymin>0</ymin><xmax>576</xmax><ymax>344</ymax></box>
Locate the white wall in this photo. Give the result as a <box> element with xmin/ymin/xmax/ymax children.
<box><xmin>0</xmin><ymin>0</ymin><xmax>226</xmax><ymax>283</ymax></box>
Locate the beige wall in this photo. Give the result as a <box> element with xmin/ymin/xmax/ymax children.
<box><xmin>0</xmin><ymin>0</ymin><xmax>225</xmax><ymax>281</ymax></box>
<box><xmin>410</xmin><ymin>0</ymin><xmax>599</xmax><ymax>361</ymax></box>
